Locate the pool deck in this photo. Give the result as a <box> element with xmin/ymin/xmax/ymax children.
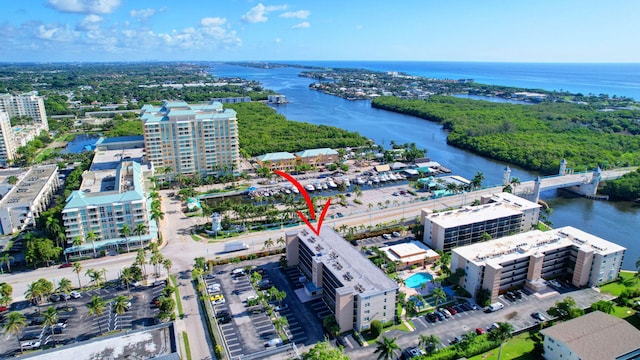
<box><xmin>399</xmin><ymin>267</ymin><xmax>439</xmax><ymax>298</ymax></box>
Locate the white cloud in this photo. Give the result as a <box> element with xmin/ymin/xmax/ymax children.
<box><xmin>77</xmin><ymin>14</ymin><xmax>103</xmax><ymax>31</ymax></box>
<box><xmin>130</xmin><ymin>8</ymin><xmax>163</xmax><ymax>20</ymax></box>
<box><xmin>201</xmin><ymin>17</ymin><xmax>226</xmax><ymax>27</ymax></box>
<box><xmin>47</xmin><ymin>0</ymin><xmax>121</xmax><ymax>14</ymax></box>
<box><xmin>274</xmin><ymin>37</ymin><xmax>281</xmax><ymax>43</ymax></box>
<box><xmin>242</xmin><ymin>3</ymin><xmax>288</xmax><ymax>23</ymax></box>
<box><xmin>36</xmin><ymin>24</ymin><xmax>78</xmax><ymax>42</ymax></box>
<box><xmin>280</xmin><ymin>10</ymin><xmax>310</xmax><ymax>19</ymax></box>
<box><xmin>292</xmin><ymin>22</ymin><xmax>310</xmax><ymax>29</ymax></box>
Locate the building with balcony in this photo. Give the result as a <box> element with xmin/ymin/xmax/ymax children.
<box><xmin>0</xmin><ymin>165</ymin><xmax>59</xmax><ymax>235</ymax></box>
<box><xmin>295</xmin><ymin>148</ymin><xmax>339</xmax><ymax>168</ymax></box>
<box><xmin>62</xmin><ymin>160</ymin><xmax>156</xmax><ymax>259</ymax></box>
<box><xmin>286</xmin><ymin>227</ymin><xmax>398</xmax><ymax>333</ymax></box>
<box><xmin>451</xmin><ymin>226</ymin><xmax>625</xmax><ymax>303</ymax></box>
<box><xmin>540</xmin><ymin>311</ymin><xmax>640</xmax><ymax>360</ymax></box>
<box><xmin>141</xmin><ymin>100</ymin><xmax>239</xmax><ymax>177</ymax></box>
<box><xmin>255</xmin><ymin>152</ymin><xmax>297</xmax><ymax>172</ymax></box>
<box><xmin>0</xmin><ymin>92</ymin><xmax>48</xmax><ymax>131</ymax></box>
<box><xmin>421</xmin><ymin>192</ymin><xmax>541</xmax><ymax>251</ymax></box>
<box><xmin>0</xmin><ymin>112</ymin><xmax>17</xmax><ymax>167</ymax></box>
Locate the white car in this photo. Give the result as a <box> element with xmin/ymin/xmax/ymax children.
<box><xmin>212</xmin><ymin>298</ymin><xmax>226</xmax><ymax>305</ymax></box>
<box><xmin>264</xmin><ymin>338</ymin><xmax>283</xmax><ymax>348</ymax></box>
<box><xmin>70</xmin><ymin>291</ymin><xmax>82</xmax><ymax>299</ymax></box>
<box><xmin>382</xmin><ymin>234</ymin><xmax>391</xmax><ymax>239</ymax></box>
<box><xmin>21</xmin><ymin>341</ymin><xmax>41</xmax><ymax>350</ymax></box>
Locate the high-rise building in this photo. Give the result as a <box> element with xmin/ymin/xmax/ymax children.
<box><xmin>0</xmin><ymin>112</ymin><xmax>17</xmax><ymax>167</ymax></box>
<box><xmin>141</xmin><ymin>100</ymin><xmax>239</xmax><ymax>177</ymax></box>
<box><xmin>62</xmin><ymin>161</ymin><xmax>156</xmax><ymax>259</ymax></box>
<box><xmin>0</xmin><ymin>92</ymin><xmax>49</xmax><ymax>131</ymax></box>
<box><xmin>286</xmin><ymin>227</ymin><xmax>398</xmax><ymax>333</ymax></box>
<box><xmin>421</xmin><ymin>192</ymin><xmax>541</xmax><ymax>251</ymax></box>
<box><xmin>451</xmin><ymin>226</ymin><xmax>625</xmax><ymax>303</ymax></box>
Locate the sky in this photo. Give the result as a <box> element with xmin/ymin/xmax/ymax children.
<box><xmin>1</xmin><ymin>0</ymin><xmax>639</xmax><ymax>63</ymax></box>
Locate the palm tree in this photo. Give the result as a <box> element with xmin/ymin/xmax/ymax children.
<box><xmin>120</xmin><ymin>223</ymin><xmax>131</xmax><ymax>253</ymax></box>
<box><xmin>25</xmin><ymin>281</ymin><xmax>44</xmax><ymax>306</ymax></box>
<box><xmin>374</xmin><ymin>336</ymin><xmax>400</xmax><ymax>360</ymax></box>
<box><xmin>0</xmin><ymin>253</ymin><xmax>14</xmax><ymax>273</ymax></box>
<box><xmin>162</xmin><ymin>258</ymin><xmax>173</xmax><ymax>277</ymax></box>
<box><xmin>150</xmin><ymin>251</ymin><xmax>164</xmax><ymax>277</ymax></box>
<box><xmin>276</xmin><ymin>236</ymin><xmax>286</xmax><ymax>247</ymax></box>
<box><xmin>120</xmin><ymin>267</ymin><xmax>135</xmax><ymax>296</ymax></box>
<box><xmin>3</xmin><ymin>311</ymin><xmax>27</xmax><ymax>353</ymax></box>
<box><xmin>263</xmin><ymin>238</ymin><xmax>274</xmax><ymax>251</ymax></box>
<box><xmin>273</xmin><ymin>316</ymin><xmax>289</xmax><ymax>335</ymax></box>
<box><xmin>87</xmin><ymin>230</ymin><xmax>98</xmax><ymax>258</ymax></box>
<box><xmin>472</xmin><ymin>171</ymin><xmax>485</xmax><ymax>189</ymax></box>
<box><xmin>419</xmin><ymin>334</ymin><xmax>440</xmax><ymax>354</ymax></box>
<box><xmin>510</xmin><ymin>177</ymin><xmax>521</xmax><ymax>194</ymax></box>
<box><xmin>73</xmin><ymin>262</ymin><xmax>83</xmax><ymax>289</ymax></box>
<box><xmin>43</xmin><ymin>306</ymin><xmax>59</xmax><ymax>343</ymax></box>
<box><xmin>57</xmin><ymin>277</ymin><xmax>72</xmax><ymax>308</ymax></box>
<box><xmin>134</xmin><ymin>222</ymin><xmax>147</xmax><ymax>249</ymax></box>
<box><xmin>431</xmin><ymin>286</ymin><xmax>447</xmax><ymax>308</ymax></box>
<box><xmin>112</xmin><ymin>295</ymin><xmax>130</xmax><ymax>331</ymax></box>
<box><xmin>136</xmin><ymin>248</ymin><xmax>147</xmax><ymax>279</ymax></box>
<box><xmin>488</xmin><ymin>322</ymin><xmax>514</xmax><ymax>360</ymax></box>
<box><xmin>86</xmin><ymin>268</ymin><xmax>102</xmax><ymax>287</ymax></box>
<box><xmin>87</xmin><ymin>295</ymin><xmax>107</xmax><ymax>334</ymax></box>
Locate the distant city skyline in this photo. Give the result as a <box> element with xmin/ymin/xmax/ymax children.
<box><xmin>1</xmin><ymin>0</ymin><xmax>639</xmax><ymax>63</ymax></box>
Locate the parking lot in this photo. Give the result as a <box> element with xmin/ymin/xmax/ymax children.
<box><xmin>205</xmin><ymin>256</ymin><xmax>325</xmax><ymax>359</ymax></box>
<box><xmin>0</xmin><ymin>283</ymin><xmax>164</xmax><ymax>357</ymax></box>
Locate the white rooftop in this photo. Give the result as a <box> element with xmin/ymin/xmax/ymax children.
<box><xmin>380</xmin><ymin>241</ymin><xmax>439</xmax><ymax>264</ymax></box>
<box><xmin>425</xmin><ymin>203</ymin><xmax>522</xmax><ymax>228</ymax></box>
<box><xmin>453</xmin><ymin>226</ymin><xmax>626</xmax><ymax>267</ymax></box>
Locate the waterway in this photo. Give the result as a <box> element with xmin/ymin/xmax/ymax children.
<box><xmin>210</xmin><ymin>63</ymin><xmax>640</xmax><ymax>270</ymax></box>
<box><xmin>60</xmin><ymin>133</ymin><xmax>100</xmax><ymax>154</ymax></box>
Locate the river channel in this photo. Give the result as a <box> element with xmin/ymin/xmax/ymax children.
<box><xmin>210</xmin><ymin>63</ymin><xmax>640</xmax><ymax>270</ymax></box>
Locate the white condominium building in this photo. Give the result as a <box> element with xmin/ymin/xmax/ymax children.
<box><xmin>0</xmin><ymin>165</ymin><xmax>59</xmax><ymax>235</ymax></box>
<box><xmin>286</xmin><ymin>227</ymin><xmax>398</xmax><ymax>333</ymax></box>
<box><xmin>0</xmin><ymin>92</ymin><xmax>49</xmax><ymax>131</ymax></box>
<box><xmin>0</xmin><ymin>112</ymin><xmax>17</xmax><ymax>167</ymax></box>
<box><xmin>62</xmin><ymin>161</ymin><xmax>156</xmax><ymax>259</ymax></box>
<box><xmin>141</xmin><ymin>100</ymin><xmax>239</xmax><ymax>177</ymax></box>
<box><xmin>451</xmin><ymin>226</ymin><xmax>625</xmax><ymax>303</ymax></box>
<box><xmin>421</xmin><ymin>192</ymin><xmax>541</xmax><ymax>251</ymax></box>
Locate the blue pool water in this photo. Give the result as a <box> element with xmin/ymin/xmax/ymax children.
<box><xmin>405</xmin><ymin>272</ymin><xmax>434</xmax><ymax>289</ymax></box>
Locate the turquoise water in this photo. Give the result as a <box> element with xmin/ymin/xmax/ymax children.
<box><xmin>405</xmin><ymin>272</ymin><xmax>433</xmax><ymax>289</ymax></box>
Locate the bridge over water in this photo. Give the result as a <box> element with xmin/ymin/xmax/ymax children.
<box><xmin>511</xmin><ymin>166</ymin><xmax>637</xmax><ymax>203</ymax></box>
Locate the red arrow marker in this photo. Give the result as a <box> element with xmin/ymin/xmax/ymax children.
<box><xmin>274</xmin><ymin>170</ymin><xmax>332</xmax><ymax>236</ymax></box>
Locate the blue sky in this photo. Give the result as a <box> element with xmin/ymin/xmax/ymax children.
<box><xmin>1</xmin><ymin>0</ymin><xmax>639</xmax><ymax>62</ymax></box>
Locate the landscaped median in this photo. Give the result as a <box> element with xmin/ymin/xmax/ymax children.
<box><xmin>194</xmin><ymin>275</ymin><xmax>227</xmax><ymax>360</ymax></box>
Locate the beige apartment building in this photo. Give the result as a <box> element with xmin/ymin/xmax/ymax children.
<box><xmin>421</xmin><ymin>192</ymin><xmax>541</xmax><ymax>251</ymax></box>
<box><xmin>451</xmin><ymin>226</ymin><xmax>626</xmax><ymax>302</ymax></box>
<box><xmin>0</xmin><ymin>165</ymin><xmax>59</xmax><ymax>235</ymax></box>
<box><xmin>0</xmin><ymin>112</ymin><xmax>17</xmax><ymax>167</ymax></box>
<box><xmin>0</xmin><ymin>92</ymin><xmax>48</xmax><ymax>131</ymax></box>
<box><xmin>141</xmin><ymin>100</ymin><xmax>239</xmax><ymax>177</ymax></box>
<box><xmin>286</xmin><ymin>227</ymin><xmax>398</xmax><ymax>333</ymax></box>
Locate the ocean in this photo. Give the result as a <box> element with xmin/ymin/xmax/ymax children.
<box><xmin>275</xmin><ymin>61</ymin><xmax>640</xmax><ymax>100</ymax></box>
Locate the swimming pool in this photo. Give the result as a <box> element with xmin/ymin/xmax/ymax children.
<box><xmin>405</xmin><ymin>272</ymin><xmax>433</xmax><ymax>289</ymax></box>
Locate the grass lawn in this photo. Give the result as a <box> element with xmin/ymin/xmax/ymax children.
<box><xmin>468</xmin><ymin>332</ymin><xmax>537</xmax><ymax>360</ymax></box>
<box><xmin>600</xmin><ymin>271</ymin><xmax>639</xmax><ymax>296</ymax></box>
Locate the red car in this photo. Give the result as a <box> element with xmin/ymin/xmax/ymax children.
<box><xmin>447</xmin><ymin>306</ymin><xmax>457</xmax><ymax>315</ymax></box>
<box><xmin>475</xmin><ymin>327</ymin><xmax>485</xmax><ymax>335</ymax></box>
<box><xmin>0</xmin><ymin>305</ymin><xmax>8</xmax><ymax>312</ymax></box>
<box><xmin>59</xmin><ymin>263</ymin><xmax>73</xmax><ymax>269</ymax></box>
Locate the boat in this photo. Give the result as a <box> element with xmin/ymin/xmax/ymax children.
<box><xmin>389</xmin><ymin>173</ymin><xmax>397</xmax><ymax>181</ymax></box>
<box><xmin>305</xmin><ymin>184</ymin><xmax>315</xmax><ymax>191</ymax></box>
<box><xmin>292</xmin><ymin>187</ymin><xmax>299</xmax><ymax>194</ymax></box>
<box><xmin>328</xmin><ymin>179</ymin><xmax>337</xmax><ymax>188</ymax></box>
<box><xmin>356</xmin><ymin>177</ymin><xmax>366</xmax><ymax>185</ymax></box>
<box><xmin>372</xmin><ymin>176</ymin><xmax>380</xmax><ymax>183</ymax></box>
<box><xmin>283</xmin><ymin>188</ymin><xmax>291</xmax><ymax>194</ymax></box>
<box><xmin>321</xmin><ymin>182</ymin><xmax>328</xmax><ymax>190</ymax></box>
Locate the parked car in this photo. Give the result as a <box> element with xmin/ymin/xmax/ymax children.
<box><xmin>205</xmin><ymin>273</ymin><xmax>216</xmax><ymax>280</ymax></box>
<box><xmin>504</xmin><ymin>291</ymin><xmax>517</xmax><ymax>302</ymax></box>
<box><xmin>274</xmin><ymin>304</ymin><xmax>288</xmax><ymax>311</ymax></box>
<box><xmin>0</xmin><ymin>305</ymin><xmax>8</xmax><ymax>312</ymax></box>
<box><xmin>69</xmin><ymin>290</ymin><xmax>82</xmax><ymax>299</ymax></box>
<box><xmin>218</xmin><ymin>315</ymin><xmax>232</xmax><ymax>324</ymax></box>
<box><xmin>49</xmin><ymin>294</ymin><xmax>61</xmax><ymax>302</ymax></box>
<box><xmin>447</xmin><ymin>306</ymin><xmax>457</xmax><ymax>315</ymax></box>
<box><xmin>264</xmin><ymin>338</ymin><xmax>283</xmax><ymax>347</ymax></box>
<box><xmin>258</xmin><ymin>280</ymin><xmax>273</xmax><ymax>290</ymax></box>
<box><xmin>30</xmin><ymin>317</ymin><xmax>45</xmax><ymax>326</ymax></box>
<box><xmin>21</xmin><ymin>341</ymin><xmax>41</xmax><ymax>350</ymax></box>
<box><xmin>440</xmin><ymin>308</ymin><xmax>451</xmax><ymax>318</ymax></box>
<box><xmin>336</xmin><ymin>335</ymin><xmax>347</xmax><ymax>347</ymax></box>
<box><xmin>531</xmin><ymin>312</ymin><xmax>546</xmax><ymax>321</ymax></box>
<box><xmin>402</xmin><ymin>347</ymin><xmax>426</xmax><ymax>359</ymax></box>
<box><xmin>488</xmin><ymin>322</ymin><xmax>500</xmax><ymax>331</ymax></box>
<box><xmin>475</xmin><ymin>327</ymin><xmax>485</xmax><ymax>335</ymax></box>
<box><xmin>382</xmin><ymin>234</ymin><xmax>392</xmax><ymax>239</ymax></box>
<box><xmin>58</xmin><ymin>263</ymin><xmax>72</xmax><ymax>269</ymax></box>
<box><xmin>56</xmin><ymin>318</ymin><xmax>69</xmax><ymax>328</ymax></box>
<box><xmin>45</xmin><ymin>326</ymin><xmax>64</xmax><ymax>335</ymax></box>
<box><xmin>392</xmin><ymin>231</ymin><xmax>401</xmax><ymax>237</ymax></box>
<box><xmin>215</xmin><ymin>310</ymin><xmax>230</xmax><ymax>319</ymax></box>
